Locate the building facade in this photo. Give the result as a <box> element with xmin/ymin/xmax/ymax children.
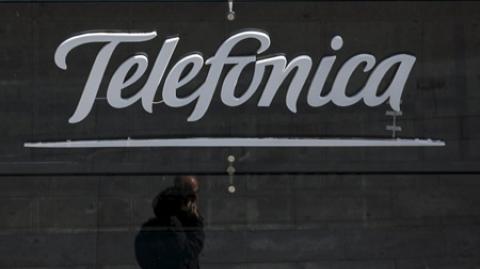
<box><xmin>0</xmin><ymin>1</ymin><xmax>479</xmax><ymax>268</ymax></box>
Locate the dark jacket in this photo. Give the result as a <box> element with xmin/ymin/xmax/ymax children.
<box><xmin>135</xmin><ymin>188</ymin><xmax>205</xmax><ymax>269</ymax></box>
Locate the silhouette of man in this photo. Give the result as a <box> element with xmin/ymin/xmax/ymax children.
<box><xmin>135</xmin><ymin>176</ymin><xmax>205</xmax><ymax>269</ymax></box>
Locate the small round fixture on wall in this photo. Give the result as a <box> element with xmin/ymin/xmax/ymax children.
<box><xmin>227</xmin><ymin>11</ymin><xmax>236</xmax><ymax>21</ymax></box>
<box><xmin>226</xmin><ymin>154</ymin><xmax>236</xmax><ymax>193</ymax></box>
<box><xmin>227</xmin><ymin>0</ymin><xmax>235</xmax><ymax>21</ymax></box>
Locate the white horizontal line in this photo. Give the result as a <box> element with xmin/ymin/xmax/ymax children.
<box><xmin>24</xmin><ymin>137</ymin><xmax>446</xmax><ymax>148</ymax></box>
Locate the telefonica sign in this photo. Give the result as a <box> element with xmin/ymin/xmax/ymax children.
<box><xmin>55</xmin><ymin>30</ymin><xmax>414</xmax><ymax>123</ymax></box>
<box><xmin>25</xmin><ymin>29</ymin><xmax>445</xmax><ymax>148</ymax></box>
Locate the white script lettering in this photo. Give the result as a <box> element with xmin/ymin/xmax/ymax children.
<box><xmin>54</xmin><ymin>30</ymin><xmax>416</xmax><ymax>123</ymax></box>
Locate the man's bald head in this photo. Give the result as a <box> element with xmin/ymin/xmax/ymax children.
<box><xmin>174</xmin><ymin>175</ymin><xmax>199</xmax><ymax>193</ymax></box>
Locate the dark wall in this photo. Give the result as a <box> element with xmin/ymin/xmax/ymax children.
<box><xmin>0</xmin><ymin>1</ymin><xmax>479</xmax><ymax>269</ymax></box>
<box><xmin>1</xmin><ymin>174</ymin><xmax>479</xmax><ymax>268</ymax></box>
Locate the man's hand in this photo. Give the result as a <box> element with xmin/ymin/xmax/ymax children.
<box><xmin>190</xmin><ymin>202</ymin><xmax>200</xmax><ymax>218</ymax></box>
<box><xmin>182</xmin><ymin>201</ymin><xmax>199</xmax><ymax>218</ymax></box>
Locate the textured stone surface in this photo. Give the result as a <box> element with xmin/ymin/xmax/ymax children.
<box><xmin>0</xmin><ymin>174</ymin><xmax>478</xmax><ymax>268</ymax></box>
